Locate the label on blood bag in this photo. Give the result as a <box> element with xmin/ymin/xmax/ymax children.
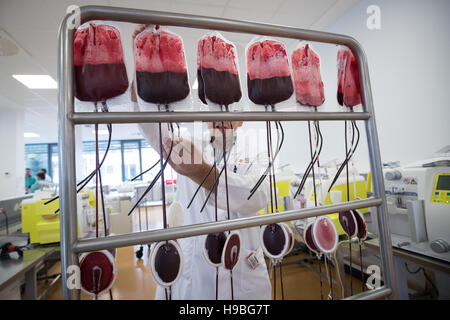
<box><xmin>246</xmin><ymin>251</ymin><xmax>259</xmax><ymax>269</ymax></box>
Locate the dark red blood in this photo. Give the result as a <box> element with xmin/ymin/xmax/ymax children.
<box><xmin>291</xmin><ymin>44</ymin><xmax>325</xmax><ymax>107</ymax></box>
<box><xmin>197</xmin><ymin>68</ymin><xmax>241</xmax><ymax>106</ymax></box>
<box><xmin>262</xmin><ymin>223</ymin><xmax>286</xmax><ymax>256</ymax></box>
<box><xmin>305</xmin><ymin>223</ymin><xmax>319</xmax><ymax>254</ymax></box>
<box><xmin>75</xmin><ymin>64</ymin><xmax>128</xmax><ymax>102</ymax></box>
<box><xmin>205</xmin><ymin>232</ymin><xmax>227</xmax><ymax>265</ymax></box>
<box><xmin>154</xmin><ymin>242</ymin><xmax>181</xmax><ymax>284</ymax></box>
<box><xmin>339</xmin><ymin>210</ymin><xmax>358</xmax><ymax>237</ymax></box>
<box><xmin>353</xmin><ymin>210</ymin><xmax>367</xmax><ymax>240</ymax></box>
<box><xmin>337</xmin><ymin>46</ymin><xmax>361</xmax><ymax>107</ymax></box>
<box><xmin>136</xmin><ymin>71</ymin><xmax>189</xmax><ymax>104</ymax></box>
<box><xmin>247</xmin><ymin>75</ymin><xmax>293</xmax><ymax>105</ymax></box>
<box><xmin>79</xmin><ymin>252</ymin><xmax>115</xmax><ymax>294</ymax></box>
<box><xmin>74</xmin><ymin>24</ymin><xmax>128</xmax><ymax>103</ymax></box>
<box><xmin>223</xmin><ymin>233</ymin><xmax>240</xmax><ymax>270</ymax></box>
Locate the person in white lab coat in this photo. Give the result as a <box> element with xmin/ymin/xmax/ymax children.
<box><xmin>130</xmin><ymin>95</ymin><xmax>272</xmax><ymax>300</ymax></box>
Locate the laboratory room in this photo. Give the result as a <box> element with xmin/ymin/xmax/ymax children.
<box><xmin>0</xmin><ymin>0</ymin><xmax>448</xmax><ymax>306</ymax></box>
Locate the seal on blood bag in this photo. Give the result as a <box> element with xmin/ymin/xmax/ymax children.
<box><xmin>79</xmin><ymin>250</ymin><xmax>117</xmax><ymax>296</ymax></box>
<box><xmin>304</xmin><ymin>221</ymin><xmax>320</xmax><ymax>254</ymax></box>
<box><xmin>246</xmin><ymin>39</ymin><xmax>293</xmax><ymax>105</ymax></box>
<box><xmin>281</xmin><ymin>223</ymin><xmax>295</xmax><ymax>257</ymax></box>
<box><xmin>260</xmin><ymin>223</ymin><xmax>289</xmax><ymax>260</ymax></box>
<box><xmin>203</xmin><ymin>232</ymin><xmax>227</xmax><ymax>267</ymax></box>
<box><xmin>312</xmin><ymin>216</ymin><xmax>338</xmax><ymax>254</ymax></box>
<box><xmin>339</xmin><ymin>210</ymin><xmax>358</xmax><ymax>238</ymax></box>
<box><xmin>352</xmin><ymin>210</ymin><xmax>368</xmax><ymax>241</ymax></box>
<box><xmin>74</xmin><ymin>23</ymin><xmax>128</xmax><ymax>102</ymax></box>
<box><xmin>150</xmin><ymin>240</ymin><xmax>183</xmax><ymax>287</ymax></box>
<box><xmin>222</xmin><ymin>232</ymin><xmax>241</xmax><ymax>270</ymax></box>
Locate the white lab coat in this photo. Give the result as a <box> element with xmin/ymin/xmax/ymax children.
<box><xmin>138</xmin><ymin>120</ymin><xmax>272</xmax><ymax>300</ymax></box>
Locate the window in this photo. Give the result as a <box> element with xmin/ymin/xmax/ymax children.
<box><xmin>24</xmin><ymin>139</ymin><xmax>176</xmax><ymax>187</ymax></box>
<box><xmin>25</xmin><ymin>143</ymin><xmax>57</xmax><ymax>183</ymax></box>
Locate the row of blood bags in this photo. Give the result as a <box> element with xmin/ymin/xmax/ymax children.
<box><xmin>73</xmin><ymin>23</ymin><xmax>361</xmax><ymax>109</ymax></box>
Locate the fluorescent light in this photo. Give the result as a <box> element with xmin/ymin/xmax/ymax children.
<box><xmin>24</xmin><ymin>132</ymin><xmax>40</xmax><ymax>138</ymax></box>
<box><xmin>192</xmin><ymin>78</ymin><xmax>198</xmax><ymax>90</ymax></box>
<box><xmin>13</xmin><ymin>74</ymin><xmax>57</xmax><ymax>89</ymax></box>
<box><xmin>92</xmin><ymin>129</ymin><xmax>109</xmax><ymax>135</ymax></box>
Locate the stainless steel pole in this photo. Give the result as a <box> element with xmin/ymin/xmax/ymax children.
<box><xmin>350</xmin><ymin>44</ymin><xmax>398</xmax><ymax>299</ymax></box>
<box><xmin>58</xmin><ymin>14</ymin><xmax>80</xmax><ymax>300</ymax></box>
<box><xmin>70</xmin><ymin>111</ymin><xmax>371</xmax><ymax>124</ymax></box>
<box><xmin>73</xmin><ymin>198</ymin><xmax>382</xmax><ymax>253</ymax></box>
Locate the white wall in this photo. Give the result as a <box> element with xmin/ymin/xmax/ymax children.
<box><xmin>0</xmin><ymin>109</ymin><xmax>25</xmax><ymax>198</ymax></box>
<box><xmin>280</xmin><ymin>0</ymin><xmax>450</xmax><ymax>174</ymax></box>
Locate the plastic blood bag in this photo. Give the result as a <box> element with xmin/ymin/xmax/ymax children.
<box><xmin>261</xmin><ymin>223</ymin><xmax>289</xmax><ymax>260</ymax></box>
<box><xmin>79</xmin><ymin>250</ymin><xmax>117</xmax><ymax>298</ymax></box>
<box><xmin>74</xmin><ymin>23</ymin><xmax>128</xmax><ymax>102</ymax></box>
<box><xmin>135</xmin><ymin>27</ymin><xmax>190</xmax><ymax>105</ymax></box>
<box><xmin>339</xmin><ymin>210</ymin><xmax>358</xmax><ymax>238</ymax></box>
<box><xmin>312</xmin><ymin>216</ymin><xmax>338</xmax><ymax>300</ymax></box>
<box><xmin>203</xmin><ymin>232</ymin><xmax>227</xmax><ymax>267</ymax></box>
<box><xmin>312</xmin><ymin>216</ymin><xmax>338</xmax><ymax>254</ymax></box>
<box><xmin>291</xmin><ymin>43</ymin><xmax>325</xmax><ymax>107</ymax></box>
<box><xmin>337</xmin><ymin>46</ymin><xmax>361</xmax><ymax>107</ymax></box>
<box><xmin>150</xmin><ymin>240</ymin><xmax>183</xmax><ymax>287</ymax></box>
<box><xmin>261</xmin><ymin>223</ymin><xmax>290</xmax><ymax>300</ymax></box>
<box><xmin>197</xmin><ymin>34</ymin><xmax>242</xmax><ymax>107</ymax></box>
<box><xmin>353</xmin><ymin>210</ymin><xmax>367</xmax><ymax>241</ymax></box>
<box><xmin>222</xmin><ymin>232</ymin><xmax>241</xmax><ymax>270</ymax></box>
<box><xmin>246</xmin><ymin>39</ymin><xmax>293</xmax><ymax>106</ymax></box>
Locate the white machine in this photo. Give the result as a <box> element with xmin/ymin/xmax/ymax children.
<box><xmin>380</xmin><ymin>147</ymin><xmax>450</xmax><ymax>262</ymax></box>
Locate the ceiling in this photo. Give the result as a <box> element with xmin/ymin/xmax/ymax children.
<box><xmin>0</xmin><ymin>0</ymin><xmax>359</xmax><ymax>143</ymax></box>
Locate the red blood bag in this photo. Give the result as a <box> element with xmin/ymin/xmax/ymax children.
<box><xmin>353</xmin><ymin>210</ymin><xmax>368</xmax><ymax>241</ymax></box>
<box><xmin>135</xmin><ymin>26</ymin><xmax>190</xmax><ymax>105</ymax></box>
<box><xmin>79</xmin><ymin>250</ymin><xmax>117</xmax><ymax>296</ymax></box>
<box><xmin>222</xmin><ymin>232</ymin><xmax>241</xmax><ymax>270</ymax></box>
<box><xmin>304</xmin><ymin>221</ymin><xmax>320</xmax><ymax>254</ymax></box>
<box><xmin>197</xmin><ymin>33</ymin><xmax>242</xmax><ymax>107</ymax></box>
<box><xmin>337</xmin><ymin>46</ymin><xmax>361</xmax><ymax>107</ymax></box>
<box><xmin>260</xmin><ymin>223</ymin><xmax>289</xmax><ymax>260</ymax></box>
<box><xmin>150</xmin><ymin>240</ymin><xmax>183</xmax><ymax>287</ymax></box>
<box><xmin>246</xmin><ymin>38</ymin><xmax>293</xmax><ymax>106</ymax></box>
<box><xmin>339</xmin><ymin>210</ymin><xmax>358</xmax><ymax>238</ymax></box>
<box><xmin>291</xmin><ymin>43</ymin><xmax>325</xmax><ymax>107</ymax></box>
<box><xmin>312</xmin><ymin>216</ymin><xmax>338</xmax><ymax>254</ymax></box>
<box><xmin>74</xmin><ymin>23</ymin><xmax>128</xmax><ymax>102</ymax></box>
<box><xmin>203</xmin><ymin>232</ymin><xmax>227</xmax><ymax>267</ymax></box>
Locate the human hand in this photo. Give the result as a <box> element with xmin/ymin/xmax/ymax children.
<box><xmin>162</xmin><ymin>136</ymin><xmax>217</xmax><ymax>190</ymax></box>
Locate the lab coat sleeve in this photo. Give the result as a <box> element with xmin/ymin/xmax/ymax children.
<box><xmin>207</xmin><ymin>164</ymin><xmax>270</xmax><ymax>217</ymax></box>
<box><xmin>133</xmin><ymin>102</ymin><xmax>175</xmax><ymax>153</ymax></box>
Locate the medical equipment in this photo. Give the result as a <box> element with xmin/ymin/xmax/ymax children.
<box><xmin>377</xmin><ymin>151</ymin><xmax>450</xmax><ymax>262</ymax></box>
<box><xmin>0</xmin><ymin>195</ymin><xmax>32</xmax><ymax>234</ymax></box>
<box><xmin>21</xmin><ymin>191</ymin><xmax>93</xmax><ymax>244</ymax></box>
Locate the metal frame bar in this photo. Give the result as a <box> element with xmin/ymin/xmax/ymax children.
<box><xmin>58</xmin><ymin>5</ymin><xmax>396</xmax><ymax>300</ymax></box>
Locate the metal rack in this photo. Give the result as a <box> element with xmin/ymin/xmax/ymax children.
<box><xmin>57</xmin><ymin>5</ymin><xmax>397</xmax><ymax>300</ymax></box>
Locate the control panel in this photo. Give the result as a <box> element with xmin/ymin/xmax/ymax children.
<box><xmin>430</xmin><ymin>173</ymin><xmax>450</xmax><ymax>204</ymax></box>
